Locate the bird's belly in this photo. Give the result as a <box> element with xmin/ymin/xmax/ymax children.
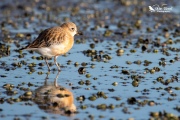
<box><xmin>50</xmin><ymin>43</ymin><xmax>73</xmax><ymax>56</ymax></box>
<box><xmin>34</xmin><ymin>41</ymin><xmax>74</xmax><ymax>58</ymax></box>
<box><xmin>35</xmin><ymin>48</ymin><xmax>55</xmax><ymax>58</ymax></box>
<box><xmin>37</xmin><ymin>45</ymin><xmax>72</xmax><ymax>57</ymax></box>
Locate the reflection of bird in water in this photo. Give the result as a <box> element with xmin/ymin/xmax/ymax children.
<box><xmin>33</xmin><ymin>72</ymin><xmax>76</xmax><ymax>116</ymax></box>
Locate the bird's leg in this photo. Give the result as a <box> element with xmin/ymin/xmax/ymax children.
<box><xmin>45</xmin><ymin>57</ymin><xmax>51</xmax><ymax>71</ymax></box>
<box><xmin>54</xmin><ymin>56</ymin><xmax>61</xmax><ymax>71</ymax></box>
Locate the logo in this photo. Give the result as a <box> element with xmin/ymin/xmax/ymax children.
<box><xmin>149</xmin><ymin>4</ymin><xmax>173</xmax><ymax>12</ymax></box>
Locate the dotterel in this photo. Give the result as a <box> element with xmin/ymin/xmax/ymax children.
<box><xmin>21</xmin><ymin>22</ymin><xmax>82</xmax><ymax>71</ymax></box>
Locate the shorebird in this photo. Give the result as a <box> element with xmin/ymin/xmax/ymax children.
<box><xmin>21</xmin><ymin>22</ymin><xmax>82</xmax><ymax>71</ymax></box>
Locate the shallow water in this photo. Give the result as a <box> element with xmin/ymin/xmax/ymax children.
<box><xmin>0</xmin><ymin>0</ymin><xmax>180</xmax><ymax>120</ymax></box>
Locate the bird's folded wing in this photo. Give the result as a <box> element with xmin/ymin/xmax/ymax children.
<box><xmin>25</xmin><ymin>27</ymin><xmax>66</xmax><ymax>49</ymax></box>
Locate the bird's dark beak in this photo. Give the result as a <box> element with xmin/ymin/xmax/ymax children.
<box><xmin>77</xmin><ymin>31</ymin><xmax>83</xmax><ymax>35</ymax></box>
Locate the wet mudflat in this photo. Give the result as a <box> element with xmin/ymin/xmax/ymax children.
<box><xmin>0</xmin><ymin>0</ymin><xmax>180</xmax><ymax>120</ymax></box>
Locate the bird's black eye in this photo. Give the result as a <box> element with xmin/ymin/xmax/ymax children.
<box><xmin>71</xmin><ymin>28</ymin><xmax>75</xmax><ymax>31</ymax></box>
